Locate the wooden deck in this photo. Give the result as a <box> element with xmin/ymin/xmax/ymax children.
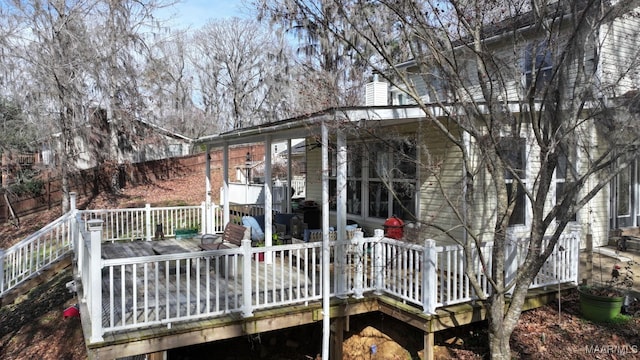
<box><xmin>99</xmin><ymin>239</ymin><xmax>319</xmax><ymax>332</ymax></box>
<box><xmin>75</xmin><ymin>228</ymin><xmax>580</xmax><ymax>359</ymax></box>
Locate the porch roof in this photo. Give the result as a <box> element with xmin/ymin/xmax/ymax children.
<box><xmin>193</xmin><ymin>105</ymin><xmax>427</xmax><ymax>146</ymax></box>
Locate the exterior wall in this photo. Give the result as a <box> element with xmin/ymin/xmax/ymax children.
<box><xmin>599</xmin><ymin>10</ymin><xmax>640</xmax><ymax>96</ymax></box>
<box><xmin>303</xmin><ymin>122</ymin><xmax>468</xmax><ymax>243</ymax></box>
<box><xmin>417</xmin><ymin>122</ymin><xmax>466</xmax><ymax>243</ymax></box>
<box><xmin>578</xmin><ymin>123</ymin><xmax>611</xmax><ymax>248</ymax></box>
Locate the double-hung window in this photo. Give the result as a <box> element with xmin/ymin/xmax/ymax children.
<box><xmin>556</xmin><ymin>149</ymin><xmax>577</xmax><ymax>222</ymax></box>
<box><xmin>523</xmin><ymin>41</ymin><xmax>553</xmax><ymax>96</ymax></box>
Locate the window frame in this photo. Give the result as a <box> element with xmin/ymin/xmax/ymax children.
<box><xmin>500</xmin><ymin>137</ymin><xmax>527</xmax><ymax>226</ymax></box>
<box><xmin>328</xmin><ymin>137</ymin><xmax>418</xmax><ymax>222</ymax></box>
<box><xmin>522</xmin><ymin>40</ymin><xmax>553</xmax><ymax>96</ymax></box>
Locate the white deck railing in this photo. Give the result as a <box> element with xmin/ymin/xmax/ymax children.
<box><xmin>75</xmin><ymin>221</ymin><xmax>580</xmax><ymax>343</ymax></box>
<box><xmin>0</xmin><ymin>200</ymin><xmax>580</xmax><ymax>344</ymax></box>
<box><xmin>81</xmin><ymin>202</ymin><xmax>225</xmax><ymax>242</ymax></box>
<box><xmin>0</xmin><ymin>211</ymin><xmax>75</xmax><ymax>295</ymax></box>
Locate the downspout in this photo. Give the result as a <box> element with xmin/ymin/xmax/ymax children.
<box><xmin>321</xmin><ymin>121</ymin><xmax>330</xmax><ymax>359</ymax></box>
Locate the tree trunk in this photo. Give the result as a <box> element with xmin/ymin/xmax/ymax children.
<box><xmin>487</xmin><ymin>293</ymin><xmax>517</xmax><ymax>360</ymax></box>
<box><xmin>61</xmin><ymin>152</ymin><xmax>70</xmax><ymax>214</ymax></box>
<box><xmin>486</xmin><ymin>276</ymin><xmax>534</xmax><ymax>360</ymax></box>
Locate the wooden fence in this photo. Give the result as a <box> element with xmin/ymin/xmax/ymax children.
<box><xmin>0</xmin><ymin>154</ymin><xmax>206</xmax><ymax>223</ymax></box>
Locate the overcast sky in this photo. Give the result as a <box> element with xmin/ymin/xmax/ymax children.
<box><xmin>159</xmin><ymin>0</ymin><xmax>250</xmax><ymax>30</ymax></box>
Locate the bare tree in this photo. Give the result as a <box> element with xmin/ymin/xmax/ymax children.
<box><xmin>143</xmin><ymin>31</ymin><xmax>212</xmax><ymax>138</ymax></box>
<box><xmin>1</xmin><ymin>0</ymin><xmax>172</xmax><ymax>210</ymax></box>
<box><xmin>190</xmin><ymin>18</ymin><xmax>301</xmax><ymax>130</ymax></box>
<box><xmin>256</xmin><ymin>0</ymin><xmax>640</xmax><ymax>359</ymax></box>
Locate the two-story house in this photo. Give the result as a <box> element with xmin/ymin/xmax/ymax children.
<box><xmin>200</xmin><ymin>1</ymin><xmax>640</xmax><ymax>251</ymax></box>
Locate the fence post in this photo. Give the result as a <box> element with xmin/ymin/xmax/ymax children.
<box><xmin>373</xmin><ymin>229</ymin><xmax>384</xmax><ymax>295</ymax></box>
<box><xmin>145</xmin><ymin>203</ymin><xmax>152</xmax><ymax>241</ymax></box>
<box><xmin>353</xmin><ymin>230</ymin><xmax>365</xmax><ymax>299</ymax></box>
<box><xmin>87</xmin><ymin>219</ymin><xmax>104</xmax><ymax>343</ymax></box>
<box><xmin>241</xmin><ymin>238</ymin><xmax>254</xmax><ymax>318</ymax></box>
<box><xmin>422</xmin><ymin>239</ymin><xmax>437</xmax><ymax>314</ymax></box>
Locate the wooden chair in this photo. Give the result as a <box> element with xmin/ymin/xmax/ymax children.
<box><xmin>199</xmin><ymin>223</ymin><xmax>250</xmax><ymax>251</ymax></box>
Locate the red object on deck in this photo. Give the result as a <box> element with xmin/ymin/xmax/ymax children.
<box><xmin>63</xmin><ymin>304</ymin><xmax>80</xmax><ymax>318</ymax></box>
<box><xmin>383</xmin><ymin>216</ymin><xmax>404</xmax><ymax>239</ymax></box>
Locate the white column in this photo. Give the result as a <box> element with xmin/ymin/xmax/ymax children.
<box><xmin>205</xmin><ymin>144</ymin><xmax>213</xmax><ymax>233</ymax></box>
<box><xmin>321</xmin><ymin>121</ymin><xmax>330</xmax><ymax>360</ymax></box>
<box><xmin>205</xmin><ymin>144</ymin><xmax>212</xmax><ymax>204</ymax></box>
<box><xmin>287</xmin><ymin>138</ymin><xmax>293</xmax><ymax>212</ymax></box>
<box><xmin>264</xmin><ymin>136</ymin><xmax>273</xmax><ymax>264</ymax></box>
<box><xmin>223</xmin><ymin>144</ymin><xmax>230</xmax><ymax>226</ymax></box>
<box><xmin>87</xmin><ymin>219</ymin><xmax>104</xmax><ymax>342</ymax></box>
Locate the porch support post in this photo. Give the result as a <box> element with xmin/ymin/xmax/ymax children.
<box><xmin>335</xmin><ymin>130</ymin><xmax>348</xmax><ymax>298</ymax></box>
<box><xmin>422</xmin><ymin>239</ymin><xmax>437</xmax><ymax>314</ymax></box>
<box><xmin>223</xmin><ymin>143</ymin><xmax>230</xmax><ymax>226</ymax></box>
<box><xmin>423</xmin><ymin>331</ymin><xmax>434</xmax><ymax>360</ymax></box>
<box><xmin>205</xmin><ymin>144</ymin><xmax>213</xmax><ymax>233</ymax></box>
<box><xmin>321</xmin><ymin>121</ymin><xmax>330</xmax><ymax>360</ymax></box>
<box><xmin>87</xmin><ymin>219</ymin><xmax>104</xmax><ymax>343</ymax></box>
<box><xmin>330</xmin><ymin>317</ymin><xmax>345</xmax><ymax>359</ymax></box>
<box><xmin>264</xmin><ymin>135</ymin><xmax>273</xmax><ymax>264</ymax></box>
<box><xmin>286</xmin><ymin>138</ymin><xmax>292</xmax><ymax>212</ymax></box>
<box><xmin>205</xmin><ymin>144</ymin><xmax>212</xmax><ymax>204</ymax></box>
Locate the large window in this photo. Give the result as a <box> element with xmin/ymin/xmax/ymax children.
<box><xmin>500</xmin><ymin>137</ymin><xmax>527</xmax><ymax>226</ymax></box>
<box><xmin>368</xmin><ymin>139</ymin><xmax>417</xmax><ymax>220</ymax></box>
<box><xmin>329</xmin><ymin>138</ymin><xmax>417</xmax><ymax>221</ymax></box>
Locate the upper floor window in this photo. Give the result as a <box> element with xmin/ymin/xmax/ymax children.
<box><xmin>523</xmin><ymin>41</ymin><xmax>553</xmax><ymax>95</ymax></box>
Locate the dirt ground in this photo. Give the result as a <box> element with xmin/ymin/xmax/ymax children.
<box><xmin>2</xmin><ymin>172</ymin><xmax>640</xmax><ymax>359</ymax></box>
